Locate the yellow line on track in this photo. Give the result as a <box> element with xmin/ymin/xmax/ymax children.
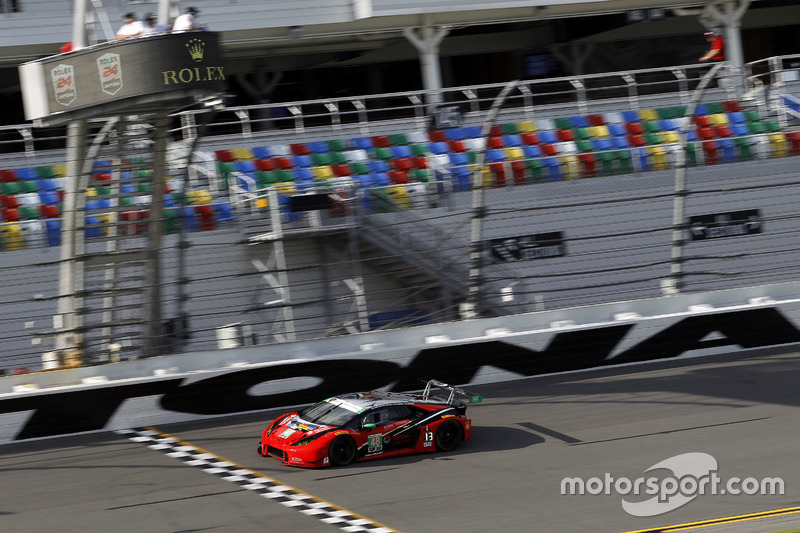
<box><xmin>621</xmin><ymin>505</ymin><xmax>800</xmax><ymax>533</ymax></box>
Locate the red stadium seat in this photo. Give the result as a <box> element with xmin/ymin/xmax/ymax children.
<box><xmin>579</xmin><ymin>153</ymin><xmax>598</xmax><ymax>178</ymax></box>
<box><xmin>371</xmin><ymin>135</ymin><xmax>391</xmax><ymax>148</ymax></box>
<box><xmin>331</xmin><ymin>163</ymin><xmax>352</xmax><ymax>176</ymax></box>
<box><xmin>391</xmin><ymin>158</ymin><xmax>413</xmax><ymax>171</ymax></box>
<box><xmin>588</xmin><ymin>114</ymin><xmax>606</xmax><ymax>126</ymax></box>
<box><xmin>255</xmin><ymin>158</ymin><xmax>276</xmax><ymax>171</ymax></box>
<box><xmin>488</xmin><ymin>136</ymin><xmax>504</xmax><ymax>149</ymax></box>
<box><xmin>556</xmin><ymin>129</ymin><xmax>574</xmax><ymax>142</ymax></box>
<box><xmin>786</xmin><ymin>131</ymin><xmax>800</xmax><ymax>154</ymax></box>
<box><xmin>388</xmin><ymin>170</ymin><xmax>409</xmax><ymax>184</ymax></box>
<box><xmin>723</xmin><ymin>100</ymin><xmax>741</xmax><ymax>113</ymax></box>
<box><xmin>195</xmin><ymin>205</ymin><xmax>216</xmax><ymax>231</ymax></box>
<box><xmin>628</xmin><ymin>134</ymin><xmax>646</xmax><ymax>147</ymax></box>
<box><xmin>625</xmin><ymin>122</ymin><xmax>643</xmax><ymax>134</ymax></box>
<box><xmin>702</xmin><ymin>140</ymin><xmax>720</xmax><ymax>164</ymax></box>
<box><xmin>490</xmin><ymin>162</ymin><xmax>507</xmax><ymax>187</ymax></box>
<box><xmin>214</xmin><ymin>149</ymin><xmax>234</xmax><ymax>162</ymax></box>
<box><xmin>40</xmin><ymin>204</ymin><xmax>60</xmax><ymax>218</ymax></box>
<box><xmin>1</xmin><ymin>195</ymin><xmax>19</xmax><ymax>209</ymax></box>
<box><xmin>274</xmin><ymin>157</ymin><xmax>293</xmax><ymax>170</ymax></box>
<box><xmin>1</xmin><ymin>207</ymin><xmax>20</xmax><ymax>221</ymax></box>
<box><xmin>412</xmin><ymin>156</ymin><xmax>428</xmax><ymax>169</ymax></box>
<box><xmin>428</xmin><ymin>130</ymin><xmax>447</xmax><ymax>142</ymax></box>
<box><xmin>447</xmin><ymin>140</ymin><xmax>466</xmax><ymax>152</ymax></box>
<box><xmin>0</xmin><ymin>169</ymin><xmax>19</xmax><ymax>182</ymax></box>
<box><xmin>511</xmin><ymin>161</ymin><xmax>527</xmax><ymax>185</ymax></box>
<box><xmin>541</xmin><ymin>144</ymin><xmax>558</xmax><ymax>156</ymax></box>
<box><xmin>693</xmin><ymin>115</ymin><xmax>710</xmax><ymax>127</ymax></box>
<box><xmin>289</xmin><ymin>143</ymin><xmax>309</xmax><ymax>156</ymax></box>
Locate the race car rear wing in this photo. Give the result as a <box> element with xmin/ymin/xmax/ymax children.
<box><xmin>421</xmin><ymin>379</ymin><xmax>484</xmax><ymax>405</ymax></box>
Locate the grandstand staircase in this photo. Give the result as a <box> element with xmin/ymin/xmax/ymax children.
<box><xmin>230</xmin><ymin>186</ymin><xmax>484</xmax><ymax>339</ymax></box>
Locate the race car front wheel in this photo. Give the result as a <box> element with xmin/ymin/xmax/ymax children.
<box><xmin>435</xmin><ymin>420</ymin><xmax>463</xmax><ymax>452</ymax></box>
<box><xmin>328</xmin><ymin>436</ymin><xmax>357</xmax><ymax>466</ymax></box>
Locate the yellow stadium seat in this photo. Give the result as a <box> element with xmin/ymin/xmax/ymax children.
<box><xmin>187</xmin><ymin>189</ymin><xmax>213</xmax><ymax>204</ymax></box>
<box><xmin>52</xmin><ymin>164</ymin><xmax>67</xmax><ymax>177</ymax></box>
<box><xmin>639</xmin><ymin>109</ymin><xmax>659</xmax><ymax>121</ymax></box>
<box><xmin>311</xmin><ymin>165</ymin><xmax>334</xmax><ymax>180</ymax></box>
<box><xmin>504</xmin><ymin>147</ymin><xmax>524</xmax><ymax>160</ymax></box>
<box><xmin>1</xmin><ymin>223</ymin><xmax>24</xmax><ymax>250</ymax></box>
<box><xmin>768</xmin><ymin>133</ymin><xmax>788</xmax><ymax>157</ymax></box>
<box><xmin>708</xmin><ymin>113</ymin><xmax>730</xmax><ymax>127</ymax></box>
<box><xmin>647</xmin><ymin>146</ymin><xmax>669</xmax><ymax>170</ymax></box>
<box><xmin>231</xmin><ymin>148</ymin><xmax>254</xmax><ymax>161</ymax></box>
<box><xmin>517</xmin><ymin>121</ymin><xmax>537</xmax><ymax>133</ymax></box>
<box><xmin>559</xmin><ymin>155</ymin><xmax>581</xmax><ymax>179</ymax></box>
<box><xmin>589</xmin><ymin>125</ymin><xmax>610</xmax><ymax>138</ymax></box>
<box><xmin>660</xmin><ymin>131</ymin><xmax>680</xmax><ymax>144</ymax></box>
<box><xmin>384</xmin><ymin>185</ymin><xmax>410</xmax><ymax>209</ymax></box>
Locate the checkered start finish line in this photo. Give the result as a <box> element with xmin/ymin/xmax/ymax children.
<box><xmin>116</xmin><ymin>427</ymin><xmax>399</xmax><ymax>533</ymax></box>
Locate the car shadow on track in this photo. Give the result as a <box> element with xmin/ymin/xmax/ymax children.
<box><xmin>310</xmin><ymin>424</ymin><xmax>544</xmax><ymax>478</ymax></box>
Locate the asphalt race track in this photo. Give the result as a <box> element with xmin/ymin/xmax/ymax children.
<box><xmin>2</xmin><ymin>350</ymin><xmax>799</xmax><ymax>533</ymax></box>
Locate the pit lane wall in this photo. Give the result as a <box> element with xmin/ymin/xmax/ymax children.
<box><xmin>3</xmin><ymin>281</ymin><xmax>800</xmax><ymax>444</ymax></box>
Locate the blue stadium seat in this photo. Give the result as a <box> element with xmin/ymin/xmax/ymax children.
<box><xmin>522</xmin><ymin>145</ymin><xmax>542</xmax><ymax>158</ymax></box>
<box><xmin>570</xmin><ymin>116</ymin><xmax>590</xmax><ymax>128</ymax></box>
<box><xmin>252</xmin><ymin>146</ymin><xmax>272</xmax><ymax>159</ymax></box>
<box><xmin>368</xmin><ymin>160</ymin><xmax>389</xmax><ymax>173</ymax></box>
<box><xmin>538</xmin><ymin>130</ymin><xmax>558</xmax><ymax>144</ymax></box>
<box><xmin>390</xmin><ymin>145</ymin><xmax>412</xmax><ymax>158</ymax></box>
<box><xmin>448</xmin><ymin>152</ymin><xmax>470</xmax><ymax>166</ymax></box>
<box><xmin>352</xmin><ymin>137</ymin><xmax>373</xmax><ymax>150</ymax></box>
<box><xmin>608</xmin><ymin>123</ymin><xmax>627</xmax><ymax>137</ymax></box>
<box><xmin>445</xmin><ymin>127</ymin><xmax>468</xmax><ymax>141</ymax></box>
<box><xmin>45</xmin><ymin>219</ymin><xmax>61</xmax><ymax>246</ymax></box>
<box><xmin>307</xmin><ymin>141</ymin><xmax>328</xmax><ymax>153</ymax></box>
<box><xmin>429</xmin><ymin>142</ymin><xmax>449</xmax><ymax>155</ymax></box>
<box><xmin>621</xmin><ymin>110</ymin><xmax>639</xmax><ymax>122</ymax></box>
<box><xmin>464</xmin><ymin>126</ymin><xmax>482</xmax><ymax>138</ymax></box>
<box><xmin>485</xmin><ymin>148</ymin><xmax>505</xmax><ymax>162</ymax></box>
<box><xmin>591</xmin><ymin>138</ymin><xmax>613</xmax><ymax>151</ymax></box>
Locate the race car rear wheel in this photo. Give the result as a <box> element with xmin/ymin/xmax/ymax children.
<box><xmin>435</xmin><ymin>420</ymin><xmax>463</xmax><ymax>452</ymax></box>
<box><xmin>328</xmin><ymin>436</ymin><xmax>357</xmax><ymax>466</ymax></box>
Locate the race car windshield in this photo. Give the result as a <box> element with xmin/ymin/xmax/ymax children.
<box><xmin>299</xmin><ymin>401</ymin><xmax>358</xmax><ymax>426</ymax></box>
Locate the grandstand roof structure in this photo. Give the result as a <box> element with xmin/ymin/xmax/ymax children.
<box><xmin>2</xmin><ymin>0</ymin><xmax>800</xmax><ymax>126</ymax></box>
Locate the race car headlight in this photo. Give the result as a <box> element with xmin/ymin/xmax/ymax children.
<box><xmin>265</xmin><ymin>419</ymin><xmax>281</xmax><ymax>437</ymax></box>
<box><xmin>292</xmin><ymin>434</ymin><xmax>324</xmax><ymax>447</ymax></box>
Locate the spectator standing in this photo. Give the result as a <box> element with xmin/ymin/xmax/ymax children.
<box><xmin>140</xmin><ymin>13</ymin><xmax>169</xmax><ymax>36</ymax></box>
<box><xmin>173</xmin><ymin>7</ymin><xmax>205</xmax><ymax>32</ymax></box>
<box><xmin>699</xmin><ymin>30</ymin><xmax>724</xmax><ymax>62</ymax></box>
<box><xmin>116</xmin><ymin>12</ymin><xmax>143</xmax><ymax>39</ymax></box>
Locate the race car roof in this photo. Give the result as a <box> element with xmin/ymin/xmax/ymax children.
<box><xmin>326</xmin><ymin>391</ymin><xmax>449</xmax><ymax>412</ymax></box>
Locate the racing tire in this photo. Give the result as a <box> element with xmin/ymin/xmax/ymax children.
<box><xmin>328</xmin><ymin>436</ymin><xmax>357</xmax><ymax>466</ymax></box>
<box><xmin>434</xmin><ymin>420</ymin><xmax>463</xmax><ymax>452</ymax></box>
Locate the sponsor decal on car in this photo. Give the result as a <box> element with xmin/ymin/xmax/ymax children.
<box><xmin>279</xmin><ymin>429</ymin><xmax>295</xmax><ymax>439</ymax></box>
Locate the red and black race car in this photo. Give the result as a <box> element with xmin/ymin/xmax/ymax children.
<box><xmin>257</xmin><ymin>380</ymin><xmax>483</xmax><ymax>467</ymax></box>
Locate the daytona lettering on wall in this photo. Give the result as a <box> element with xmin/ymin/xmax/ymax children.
<box><xmin>1</xmin><ymin>307</ymin><xmax>799</xmax><ymax>442</ymax></box>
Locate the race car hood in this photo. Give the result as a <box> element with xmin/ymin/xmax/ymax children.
<box><xmin>268</xmin><ymin>414</ymin><xmax>334</xmax><ymax>444</ymax></box>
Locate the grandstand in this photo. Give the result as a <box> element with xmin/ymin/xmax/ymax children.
<box><xmin>2</xmin><ymin>0</ymin><xmax>800</xmax><ymax>374</ymax></box>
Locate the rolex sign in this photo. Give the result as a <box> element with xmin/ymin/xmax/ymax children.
<box><xmin>20</xmin><ymin>32</ymin><xmax>227</xmax><ymax>122</ymax></box>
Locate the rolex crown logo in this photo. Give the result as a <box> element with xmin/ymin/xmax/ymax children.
<box><xmin>186</xmin><ymin>39</ymin><xmax>205</xmax><ymax>62</ymax></box>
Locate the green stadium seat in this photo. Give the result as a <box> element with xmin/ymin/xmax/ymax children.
<box><xmin>326</xmin><ymin>139</ymin><xmax>348</xmax><ymax>152</ymax></box>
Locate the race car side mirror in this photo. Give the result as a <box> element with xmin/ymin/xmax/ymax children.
<box><xmin>363</xmin><ymin>423</ymin><xmax>377</xmax><ymax>429</ymax></box>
